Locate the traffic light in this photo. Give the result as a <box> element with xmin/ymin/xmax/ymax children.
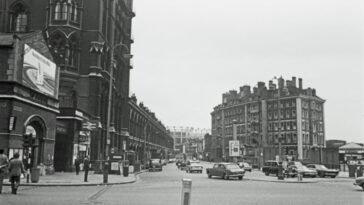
<box><xmin>23</xmin><ymin>134</ymin><xmax>32</xmax><ymax>147</ymax></box>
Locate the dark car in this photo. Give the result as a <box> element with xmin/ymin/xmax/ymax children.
<box><xmin>262</xmin><ymin>160</ymin><xmax>280</xmax><ymax>176</ymax></box>
<box><xmin>206</xmin><ymin>163</ymin><xmax>245</xmax><ymax>180</ymax></box>
<box><xmin>306</xmin><ymin>164</ymin><xmax>339</xmax><ymax>178</ymax></box>
<box><xmin>178</xmin><ymin>160</ymin><xmax>188</xmax><ymax>170</ymax></box>
<box><xmin>354</xmin><ymin>176</ymin><xmax>364</xmax><ymax>190</ymax></box>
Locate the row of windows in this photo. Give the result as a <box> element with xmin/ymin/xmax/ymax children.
<box><xmin>268</xmin><ymin>121</ymin><xmax>297</xmax><ymax>131</ymax></box>
<box><xmin>54</xmin><ymin>1</ymin><xmax>80</xmax><ymax>23</ymax></box>
<box><xmin>268</xmin><ymin>109</ymin><xmax>296</xmax><ymax>120</ymax></box>
<box><xmin>267</xmin><ymin>100</ymin><xmax>296</xmax><ymax>109</ymax></box>
<box><xmin>267</xmin><ymin>133</ymin><xmax>298</xmax><ymax>145</ymax></box>
<box><xmin>302</xmin><ymin>121</ymin><xmax>324</xmax><ymax>132</ymax></box>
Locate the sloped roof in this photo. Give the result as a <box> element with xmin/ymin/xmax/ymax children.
<box><xmin>339</xmin><ymin>142</ymin><xmax>364</xmax><ymax>150</ymax></box>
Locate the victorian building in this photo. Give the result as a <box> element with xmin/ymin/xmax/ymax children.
<box><xmin>211</xmin><ymin>77</ymin><xmax>326</xmax><ymax>167</ymax></box>
<box><xmin>0</xmin><ymin>0</ymin><xmax>135</xmax><ymax>172</ymax></box>
<box><xmin>128</xmin><ymin>95</ymin><xmax>174</xmax><ymax>166</ymax></box>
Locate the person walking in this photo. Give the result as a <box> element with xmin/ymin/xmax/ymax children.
<box><xmin>83</xmin><ymin>156</ymin><xmax>90</xmax><ymax>182</ymax></box>
<box><xmin>8</xmin><ymin>153</ymin><xmax>25</xmax><ymax>194</ymax></box>
<box><xmin>0</xmin><ymin>149</ymin><xmax>9</xmax><ymax>194</ymax></box>
<box><xmin>74</xmin><ymin>157</ymin><xmax>80</xmax><ymax>175</ymax></box>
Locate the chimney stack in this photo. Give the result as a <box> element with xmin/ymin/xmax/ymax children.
<box><xmin>278</xmin><ymin>77</ymin><xmax>284</xmax><ymax>89</ymax></box>
<box><xmin>298</xmin><ymin>78</ymin><xmax>303</xmax><ymax>89</ymax></box>
<box><xmin>292</xmin><ymin>77</ymin><xmax>296</xmax><ymax>87</ymax></box>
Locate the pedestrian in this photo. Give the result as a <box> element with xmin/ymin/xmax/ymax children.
<box><xmin>8</xmin><ymin>152</ymin><xmax>25</xmax><ymax>194</ymax></box>
<box><xmin>0</xmin><ymin>149</ymin><xmax>9</xmax><ymax>194</ymax></box>
<box><xmin>74</xmin><ymin>157</ymin><xmax>80</xmax><ymax>175</ymax></box>
<box><xmin>83</xmin><ymin>156</ymin><xmax>90</xmax><ymax>182</ymax></box>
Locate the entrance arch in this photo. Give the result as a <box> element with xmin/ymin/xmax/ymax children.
<box><xmin>23</xmin><ymin>115</ymin><xmax>47</xmax><ymax>167</ymax></box>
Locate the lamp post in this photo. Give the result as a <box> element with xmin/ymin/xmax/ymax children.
<box><xmin>103</xmin><ymin>0</ymin><xmax>133</xmax><ymax>184</ymax></box>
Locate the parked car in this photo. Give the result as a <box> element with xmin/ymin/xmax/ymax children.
<box><xmin>186</xmin><ymin>161</ymin><xmax>203</xmax><ymax>173</ymax></box>
<box><xmin>237</xmin><ymin>162</ymin><xmax>252</xmax><ymax>172</ymax></box>
<box><xmin>178</xmin><ymin>160</ymin><xmax>188</xmax><ymax>170</ymax></box>
<box><xmin>168</xmin><ymin>158</ymin><xmax>176</xmax><ymax>163</ymax></box>
<box><xmin>262</xmin><ymin>160</ymin><xmax>280</xmax><ymax>176</ymax></box>
<box><xmin>287</xmin><ymin>165</ymin><xmax>317</xmax><ymax>178</ymax></box>
<box><xmin>354</xmin><ymin>176</ymin><xmax>364</xmax><ymax>190</ymax></box>
<box><xmin>206</xmin><ymin>163</ymin><xmax>245</xmax><ymax>180</ymax></box>
<box><xmin>149</xmin><ymin>159</ymin><xmax>163</xmax><ymax>172</ymax></box>
<box><xmin>306</xmin><ymin>164</ymin><xmax>339</xmax><ymax>178</ymax></box>
<box><xmin>161</xmin><ymin>159</ymin><xmax>167</xmax><ymax>166</ymax></box>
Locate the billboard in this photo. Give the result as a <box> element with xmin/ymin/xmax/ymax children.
<box><xmin>229</xmin><ymin>140</ymin><xmax>240</xmax><ymax>157</ymax></box>
<box><xmin>22</xmin><ymin>44</ymin><xmax>57</xmax><ymax>97</ymax></box>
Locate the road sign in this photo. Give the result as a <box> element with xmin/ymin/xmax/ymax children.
<box><xmin>229</xmin><ymin>140</ymin><xmax>240</xmax><ymax>157</ymax></box>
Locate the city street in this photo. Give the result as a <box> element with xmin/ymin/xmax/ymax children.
<box><xmin>0</xmin><ymin>162</ymin><xmax>362</xmax><ymax>205</ymax></box>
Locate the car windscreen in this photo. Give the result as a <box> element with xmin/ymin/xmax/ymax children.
<box><xmin>226</xmin><ymin>164</ymin><xmax>240</xmax><ymax>169</ymax></box>
<box><xmin>315</xmin><ymin>165</ymin><xmax>328</xmax><ymax>170</ymax></box>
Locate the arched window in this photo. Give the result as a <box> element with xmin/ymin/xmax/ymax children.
<box><xmin>62</xmin><ymin>2</ymin><xmax>68</xmax><ymax>20</ymax></box>
<box><xmin>54</xmin><ymin>2</ymin><xmax>61</xmax><ymax>20</ymax></box>
<box><xmin>10</xmin><ymin>3</ymin><xmax>29</xmax><ymax>32</ymax></box>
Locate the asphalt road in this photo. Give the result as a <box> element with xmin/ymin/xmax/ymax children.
<box><xmin>0</xmin><ymin>162</ymin><xmax>363</xmax><ymax>205</ymax></box>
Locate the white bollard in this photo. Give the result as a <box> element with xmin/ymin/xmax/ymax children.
<box><xmin>181</xmin><ymin>178</ymin><xmax>192</xmax><ymax>205</ymax></box>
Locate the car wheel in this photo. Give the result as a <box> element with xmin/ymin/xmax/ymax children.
<box><xmin>238</xmin><ymin>176</ymin><xmax>243</xmax><ymax>180</ymax></box>
<box><xmin>330</xmin><ymin>176</ymin><xmax>336</xmax><ymax>178</ymax></box>
<box><xmin>223</xmin><ymin>174</ymin><xmax>229</xmax><ymax>180</ymax></box>
<box><xmin>208</xmin><ymin>174</ymin><xmax>212</xmax><ymax>178</ymax></box>
<box><xmin>318</xmin><ymin>173</ymin><xmax>324</xmax><ymax>178</ymax></box>
<box><xmin>265</xmin><ymin>172</ymin><xmax>269</xmax><ymax>176</ymax></box>
<box><xmin>361</xmin><ymin>185</ymin><xmax>364</xmax><ymax>191</ymax></box>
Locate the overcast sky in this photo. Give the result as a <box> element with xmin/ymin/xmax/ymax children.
<box><xmin>130</xmin><ymin>0</ymin><xmax>364</xmax><ymax>143</ymax></box>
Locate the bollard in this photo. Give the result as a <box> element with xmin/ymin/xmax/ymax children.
<box><xmin>297</xmin><ymin>172</ymin><xmax>303</xmax><ymax>182</ymax></box>
<box><xmin>181</xmin><ymin>178</ymin><xmax>192</xmax><ymax>205</ymax></box>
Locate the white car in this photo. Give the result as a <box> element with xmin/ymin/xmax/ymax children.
<box><xmin>186</xmin><ymin>161</ymin><xmax>203</xmax><ymax>173</ymax></box>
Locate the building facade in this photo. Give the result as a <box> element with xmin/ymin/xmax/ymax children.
<box><xmin>128</xmin><ymin>95</ymin><xmax>174</xmax><ymax>166</ymax></box>
<box><xmin>0</xmin><ymin>0</ymin><xmax>134</xmax><ymax>172</ymax></box>
<box><xmin>168</xmin><ymin>127</ymin><xmax>209</xmax><ymax>159</ymax></box>
<box><xmin>211</xmin><ymin>77</ymin><xmax>325</xmax><ymax>167</ymax></box>
<box><xmin>0</xmin><ymin>32</ymin><xmax>59</xmax><ymax>171</ymax></box>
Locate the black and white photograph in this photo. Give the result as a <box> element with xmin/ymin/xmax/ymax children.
<box><xmin>0</xmin><ymin>0</ymin><xmax>363</xmax><ymax>204</ymax></box>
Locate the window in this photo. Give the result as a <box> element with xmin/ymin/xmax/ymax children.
<box><xmin>292</xmin><ymin>110</ymin><xmax>296</xmax><ymax>118</ymax></box>
<box><xmin>10</xmin><ymin>3</ymin><xmax>29</xmax><ymax>32</ymax></box>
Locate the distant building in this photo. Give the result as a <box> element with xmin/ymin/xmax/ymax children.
<box><xmin>211</xmin><ymin>77</ymin><xmax>325</xmax><ymax>167</ymax></box>
<box><xmin>168</xmin><ymin>126</ymin><xmax>210</xmax><ymax>158</ymax></box>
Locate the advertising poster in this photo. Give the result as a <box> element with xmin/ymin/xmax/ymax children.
<box><xmin>22</xmin><ymin>44</ymin><xmax>57</xmax><ymax>97</ymax></box>
<box><xmin>229</xmin><ymin>140</ymin><xmax>240</xmax><ymax>157</ymax></box>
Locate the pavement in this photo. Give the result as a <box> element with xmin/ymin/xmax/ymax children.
<box><xmin>3</xmin><ymin>170</ymin><xmax>146</xmax><ymax>186</ymax></box>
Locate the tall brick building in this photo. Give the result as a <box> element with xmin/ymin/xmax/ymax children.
<box><xmin>211</xmin><ymin>77</ymin><xmax>325</xmax><ymax>167</ymax></box>
<box><xmin>0</xmin><ymin>0</ymin><xmax>134</xmax><ymax>171</ymax></box>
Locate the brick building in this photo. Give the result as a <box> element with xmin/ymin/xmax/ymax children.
<box><xmin>211</xmin><ymin>77</ymin><xmax>325</xmax><ymax>167</ymax></box>
<box><xmin>128</xmin><ymin>95</ymin><xmax>174</xmax><ymax>166</ymax></box>
<box><xmin>0</xmin><ymin>0</ymin><xmax>134</xmax><ymax>171</ymax></box>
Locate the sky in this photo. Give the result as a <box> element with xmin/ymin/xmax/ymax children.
<box><xmin>130</xmin><ymin>0</ymin><xmax>364</xmax><ymax>143</ymax></box>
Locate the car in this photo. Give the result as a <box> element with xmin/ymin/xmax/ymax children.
<box><xmin>306</xmin><ymin>164</ymin><xmax>339</xmax><ymax>178</ymax></box>
<box><xmin>178</xmin><ymin>160</ymin><xmax>188</xmax><ymax>170</ymax></box>
<box><xmin>186</xmin><ymin>161</ymin><xmax>203</xmax><ymax>173</ymax></box>
<box><xmin>354</xmin><ymin>176</ymin><xmax>364</xmax><ymax>190</ymax></box>
<box><xmin>262</xmin><ymin>160</ymin><xmax>280</xmax><ymax>176</ymax></box>
<box><xmin>206</xmin><ymin>163</ymin><xmax>245</xmax><ymax>180</ymax></box>
<box><xmin>168</xmin><ymin>158</ymin><xmax>176</xmax><ymax>163</ymax></box>
<box><xmin>287</xmin><ymin>165</ymin><xmax>317</xmax><ymax>178</ymax></box>
<box><xmin>237</xmin><ymin>162</ymin><xmax>252</xmax><ymax>172</ymax></box>
<box><xmin>161</xmin><ymin>159</ymin><xmax>167</xmax><ymax>166</ymax></box>
<box><xmin>149</xmin><ymin>159</ymin><xmax>163</xmax><ymax>172</ymax></box>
